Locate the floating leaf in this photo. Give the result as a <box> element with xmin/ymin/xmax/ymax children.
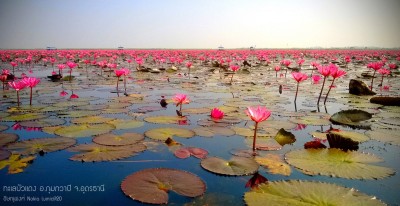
<box><xmin>365</xmin><ymin>130</ymin><xmax>400</xmax><ymax>146</ymax></box>
<box><xmin>245</xmin><ymin>137</ymin><xmax>282</xmax><ymax>151</ymax></box>
<box><xmin>258</xmin><ymin>120</ymin><xmax>297</xmax><ymax>130</ymax></box>
<box><xmin>145</xmin><ymin>127</ymin><xmax>195</xmax><ymax>141</ymax></box>
<box><xmin>71</xmin><ymin>116</ymin><xmax>115</xmax><ymax>124</ymax></box>
<box><xmin>0</xmin><ymin>133</ymin><xmax>19</xmax><ymax>147</ymax></box>
<box><xmin>184</xmin><ymin>193</ymin><xmax>240</xmax><ymax>206</ymax></box>
<box><xmin>93</xmin><ymin>133</ymin><xmax>144</xmax><ymax>146</ymax></box>
<box><xmin>0</xmin><ymin>154</ymin><xmax>35</xmax><ymax>174</ymax></box>
<box><xmin>244</xmin><ymin>180</ymin><xmax>386</xmax><ymax>206</ymax></box>
<box><xmin>304</xmin><ymin>140</ymin><xmax>327</xmax><ymax>149</ymax></box>
<box><xmin>379</xmin><ymin>117</ymin><xmax>400</xmax><ymax>126</ymax></box>
<box><xmin>200</xmin><ymin>156</ymin><xmax>259</xmax><ymax>176</ymax></box>
<box><xmin>19</xmin><ymin>118</ymin><xmax>66</xmax><ymax>128</ymax></box>
<box><xmin>274</xmin><ymin>128</ymin><xmax>296</xmax><ymax>146</ymax></box>
<box><xmin>255</xmin><ymin>154</ymin><xmax>291</xmax><ymax>176</ymax></box>
<box><xmin>330</xmin><ymin>130</ymin><xmax>369</xmax><ymax>143</ymax></box>
<box><xmin>181</xmin><ymin>107</ymin><xmax>210</xmax><ymax>114</ymax></box>
<box><xmin>40</xmin><ymin>106</ymin><xmax>68</xmax><ymax>112</ymax></box>
<box><xmin>58</xmin><ymin>110</ymin><xmax>101</xmax><ymax>118</ymax></box>
<box><xmin>232</xmin><ymin>127</ymin><xmax>272</xmax><ymax>138</ymax></box>
<box><xmin>69</xmin><ymin>143</ymin><xmax>146</xmax><ymax>162</ymax></box>
<box><xmin>136</xmin><ymin>106</ymin><xmax>166</xmax><ymax>113</ymax></box>
<box><xmin>310</xmin><ymin>131</ymin><xmax>329</xmax><ymax>139</ymax></box>
<box><xmin>245</xmin><ymin>172</ymin><xmax>268</xmax><ymax>189</ymax></box>
<box><xmin>144</xmin><ymin>116</ymin><xmax>188</xmax><ymax>124</ymax></box>
<box><xmin>53</xmin><ymin>101</ymin><xmax>89</xmax><ymax>107</ymax></box>
<box><xmin>101</xmin><ymin>108</ymin><xmax>130</xmax><ymax>114</ymax></box>
<box><xmin>121</xmin><ymin>168</ymin><xmax>206</xmax><ymax>204</ymax></box>
<box><xmin>0</xmin><ymin>125</ymin><xmax>8</xmax><ymax>132</ymax></box>
<box><xmin>289</xmin><ymin>116</ymin><xmax>331</xmax><ymax>126</ymax></box>
<box><xmin>174</xmin><ymin>147</ymin><xmax>208</xmax><ymax>159</ymax></box>
<box><xmin>76</xmin><ymin>104</ymin><xmax>108</xmax><ymax>111</ymax></box>
<box><xmin>0</xmin><ymin>150</ymin><xmax>11</xmax><ymax>161</ymax></box>
<box><xmin>1</xmin><ymin>113</ymin><xmax>47</xmax><ymax>122</ymax></box>
<box><xmin>327</xmin><ymin>133</ymin><xmax>359</xmax><ymax>151</ymax></box>
<box><xmin>330</xmin><ymin>109</ymin><xmax>372</xmax><ymax>128</ymax></box>
<box><xmin>6</xmin><ymin>137</ymin><xmax>76</xmax><ymax>155</ymax></box>
<box><xmin>55</xmin><ymin>124</ymin><xmax>115</xmax><ymax>138</ymax></box>
<box><xmin>285</xmin><ymin>149</ymin><xmax>395</xmax><ymax>179</ymax></box>
<box><xmin>107</xmin><ymin>119</ymin><xmax>144</xmax><ymax>130</ymax></box>
<box><xmin>193</xmin><ymin>127</ymin><xmax>235</xmax><ymax>137</ymax></box>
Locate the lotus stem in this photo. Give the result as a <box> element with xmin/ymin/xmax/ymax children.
<box><xmin>294</xmin><ymin>82</ymin><xmax>299</xmax><ymax>102</ymax></box>
<box><xmin>30</xmin><ymin>87</ymin><xmax>33</xmax><ymax>106</ymax></box>
<box><xmin>116</xmin><ymin>76</ymin><xmax>120</xmax><ymax>92</ymax></box>
<box><xmin>324</xmin><ymin>78</ymin><xmax>336</xmax><ymax>105</ymax></box>
<box><xmin>317</xmin><ymin>76</ymin><xmax>327</xmax><ymax>105</ymax></box>
<box><xmin>230</xmin><ymin>73</ymin><xmax>234</xmax><ymax>84</ymax></box>
<box><xmin>380</xmin><ymin>75</ymin><xmax>384</xmax><ymax>91</ymax></box>
<box><xmin>252</xmin><ymin>122</ymin><xmax>258</xmax><ymax>151</ymax></box>
<box><xmin>370</xmin><ymin>70</ymin><xmax>376</xmax><ymax>90</ymax></box>
<box><xmin>17</xmin><ymin>90</ymin><xmax>20</xmax><ymax>106</ymax></box>
<box><xmin>69</xmin><ymin>69</ymin><xmax>72</xmax><ymax>82</ymax></box>
<box><xmin>123</xmin><ymin>75</ymin><xmax>127</xmax><ymax>93</ymax></box>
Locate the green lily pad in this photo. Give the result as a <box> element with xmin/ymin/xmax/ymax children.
<box><xmin>53</xmin><ymin>101</ymin><xmax>90</xmax><ymax>107</ymax></box>
<box><xmin>0</xmin><ymin>125</ymin><xmax>8</xmax><ymax>132</ymax></box>
<box><xmin>145</xmin><ymin>127</ymin><xmax>195</xmax><ymax>141</ymax></box>
<box><xmin>77</xmin><ymin>104</ymin><xmax>108</xmax><ymax>111</ymax></box>
<box><xmin>244</xmin><ymin>180</ymin><xmax>386</xmax><ymax>206</ymax></box>
<box><xmin>330</xmin><ymin>130</ymin><xmax>369</xmax><ymax>143</ymax></box>
<box><xmin>258</xmin><ymin>120</ymin><xmax>297</xmax><ymax>130</ymax></box>
<box><xmin>71</xmin><ymin>116</ymin><xmax>115</xmax><ymax>124</ymax></box>
<box><xmin>274</xmin><ymin>128</ymin><xmax>296</xmax><ymax>146</ymax></box>
<box><xmin>365</xmin><ymin>130</ymin><xmax>400</xmax><ymax>146</ymax></box>
<box><xmin>19</xmin><ymin>118</ymin><xmax>66</xmax><ymax>128</ymax></box>
<box><xmin>182</xmin><ymin>107</ymin><xmax>211</xmax><ymax>114</ymax></box>
<box><xmin>6</xmin><ymin>137</ymin><xmax>76</xmax><ymax>155</ymax></box>
<box><xmin>93</xmin><ymin>133</ymin><xmax>144</xmax><ymax>146</ymax></box>
<box><xmin>58</xmin><ymin>110</ymin><xmax>101</xmax><ymax>118</ymax></box>
<box><xmin>193</xmin><ymin>127</ymin><xmax>235</xmax><ymax>137</ymax></box>
<box><xmin>289</xmin><ymin>116</ymin><xmax>331</xmax><ymax>126</ymax></box>
<box><xmin>200</xmin><ymin>156</ymin><xmax>259</xmax><ymax>176</ymax></box>
<box><xmin>330</xmin><ymin>109</ymin><xmax>372</xmax><ymax>128</ymax></box>
<box><xmin>55</xmin><ymin>124</ymin><xmax>115</xmax><ymax>138</ymax></box>
<box><xmin>285</xmin><ymin>149</ymin><xmax>395</xmax><ymax>179</ymax></box>
<box><xmin>144</xmin><ymin>116</ymin><xmax>188</xmax><ymax>124</ymax></box>
<box><xmin>69</xmin><ymin>143</ymin><xmax>146</xmax><ymax>162</ymax></box>
<box><xmin>0</xmin><ymin>154</ymin><xmax>35</xmax><ymax>174</ymax></box>
<box><xmin>255</xmin><ymin>154</ymin><xmax>291</xmax><ymax>176</ymax></box>
<box><xmin>0</xmin><ymin>133</ymin><xmax>19</xmax><ymax>147</ymax></box>
<box><xmin>107</xmin><ymin>119</ymin><xmax>144</xmax><ymax>130</ymax></box>
<box><xmin>1</xmin><ymin>113</ymin><xmax>47</xmax><ymax>122</ymax></box>
<box><xmin>232</xmin><ymin>127</ymin><xmax>272</xmax><ymax>138</ymax></box>
<box><xmin>101</xmin><ymin>108</ymin><xmax>130</xmax><ymax>114</ymax></box>
<box><xmin>245</xmin><ymin>137</ymin><xmax>282</xmax><ymax>151</ymax></box>
<box><xmin>121</xmin><ymin>168</ymin><xmax>206</xmax><ymax>204</ymax></box>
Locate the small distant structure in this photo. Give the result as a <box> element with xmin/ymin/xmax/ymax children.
<box><xmin>218</xmin><ymin>45</ymin><xmax>224</xmax><ymax>51</ymax></box>
<box><xmin>250</xmin><ymin>45</ymin><xmax>256</xmax><ymax>51</ymax></box>
<box><xmin>118</xmin><ymin>46</ymin><xmax>124</xmax><ymax>50</ymax></box>
<box><xmin>46</xmin><ymin>46</ymin><xmax>57</xmax><ymax>50</ymax></box>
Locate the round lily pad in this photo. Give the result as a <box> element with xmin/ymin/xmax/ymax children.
<box><xmin>365</xmin><ymin>129</ymin><xmax>400</xmax><ymax>146</ymax></box>
<box><xmin>192</xmin><ymin>127</ymin><xmax>235</xmax><ymax>137</ymax></box>
<box><xmin>330</xmin><ymin>130</ymin><xmax>369</xmax><ymax>143</ymax></box>
<box><xmin>121</xmin><ymin>168</ymin><xmax>206</xmax><ymax>204</ymax></box>
<box><xmin>71</xmin><ymin>115</ymin><xmax>116</xmax><ymax>124</ymax></box>
<box><xmin>136</xmin><ymin>106</ymin><xmax>166</xmax><ymax>113</ymax></box>
<box><xmin>55</xmin><ymin>124</ymin><xmax>115</xmax><ymax>138</ymax></box>
<box><xmin>1</xmin><ymin>113</ymin><xmax>47</xmax><ymax>122</ymax></box>
<box><xmin>181</xmin><ymin>107</ymin><xmax>211</xmax><ymax>114</ymax></box>
<box><xmin>0</xmin><ymin>150</ymin><xmax>11</xmax><ymax>161</ymax></box>
<box><xmin>0</xmin><ymin>133</ymin><xmax>19</xmax><ymax>147</ymax></box>
<box><xmin>58</xmin><ymin>110</ymin><xmax>101</xmax><ymax>118</ymax></box>
<box><xmin>145</xmin><ymin>127</ymin><xmax>195</xmax><ymax>141</ymax></box>
<box><xmin>258</xmin><ymin>120</ymin><xmax>297</xmax><ymax>130</ymax></box>
<box><xmin>285</xmin><ymin>149</ymin><xmax>395</xmax><ymax>179</ymax></box>
<box><xmin>19</xmin><ymin>118</ymin><xmax>66</xmax><ymax>128</ymax></box>
<box><xmin>244</xmin><ymin>180</ymin><xmax>386</xmax><ymax>206</ymax></box>
<box><xmin>6</xmin><ymin>137</ymin><xmax>76</xmax><ymax>155</ymax></box>
<box><xmin>53</xmin><ymin>101</ymin><xmax>90</xmax><ymax>107</ymax></box>
<box><xmin>0</xmin><ymin>125</ymin><xmax>8</xmax><ymax>132</ymax></box>
<box><xmin>330</xmin><ymin>109</ymin><xmax>372</xmax><ymax>128</ymax></box>
<box><xmin>93</xmin><ymin>133</ymin><xmax>144</xmax><ymax>146</ymax></box>
<box><xmin>274</xmin><ymin>128</ymin><xmax>296</xmax><ymax>146</ymax></box>
<box><xmin>200</xmin><ymin>156</ymin><xmax>259</xmax><ymax>176</ymax></box>
<box><xmin>255</xmin><ymin>154</ymin><xmax>291</xmax><ymax>176</ymax></box>
<box><xmin>69</xmin><ymin>143</ymin><xmax>146</xmax><ymax>162</ymax></box>
<box><xmin>107</xmin><ymin>119</ymin><xmax>144</xmax><ymax>130</ymax></box>
<box><xmin>0</xmin><ymin>154</ymin><xmax>36</xmax><ymax>174</ymax></box>
<box><xmin>144</xmin><ymin>116</ymin><xmax>188</xmax><ymax>124</ymax></box>
<box><xmin>289</xmin><ymin>116</ymin><xmax>331</xmax><ymax>126</ymax></box>
<box><xmin>174</xmin><ymin>147</ymin><xmax>208</xmax><ymax>159</ymax></box>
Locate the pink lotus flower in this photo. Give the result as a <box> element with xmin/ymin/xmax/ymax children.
<box><xmin>52</xmin><ymin>71</ymin><xmax>57</xmax><ymax>75</ymax></box>
<box><xmin>323</xmin><ymin>69</ymin><xmax>346</xmax><ymax>104</ymax></box>
<box><xmin>245</xmin><ymin>106</ymin><xmax>271</xmax><ymax>151</ymax></box>
<box><xmin>70</xmin><ymin>93</ymin><xmax>79</xmax><ymax>99</ymax></box>
<box><xmin>378</xmin><ymin>68</ymin><xmax>391</xmax><ymax>91</ymax></box>
<box><xmin>172</xmin><ymin>94</ymin><xmax>190</xmax><ymax>112</ymax></box>
<box><xmin>0</xmin><ymin>75</ymin><xmax>7</xmax><ymax>90</ymax></box>
<box><xmin>274</xmin><ymin>66</ymin><xmax>281</xmax><ymax>78</ymax></box>
<box><xmin>312</xmin><ymin>75</ymin><xmax>321</xmax><ymax>83</ymax></box>
<box><xmin>383</xmin><ymin>85</ymin><xmax>390</xmax><ymax>91</ymax></box>
<box><xmin>388</xmin><ymin>63</ymin><xmax>397</xmax><ymax>70</ymax></box>
<box><xmin>317</xmin><ymin>64</ymin><xmax>337</xmax><ymax>105</ymax></box>
<box><xmin>8</xmin><ymin>80</ymin><xmax>26</xmax><ymax>106</ymax></box>
<box><xmin>66</xmin><ymin>61</ymin><xmax>76</xmax><ymax>82</ymax></box>
<box><xmin>60</xmin><ymin>90</ymin><xmax>68</xmax><ymax>97</ymax></box>
<box><xmin>291</xmin><ymin>72</ymin><xmax>308</xmax><ymax>102</ymax></box>
<box><xmin>229</xmin><ymin>65</ymin><xmax>240</xmax><ymax>84</ymax></box>
<box><xmin>2</xmin><ymin>69</ymin><xmax>10</xmax><ymax>75</ymax></box>
<box><xmin>185</xmin><ymin>61</ymin><xmax>192</xmax><ymax>78</ymax></box>
<box><xmin>10</xmin><ymin>62</ymin><xmax>17</xmax><ymax>74</ymax></box>
<box><xmin>115</xmin><ymin>69</ymin><xmax>125</xmax><ymax>77</ymax></box>
<box><xmin>22</xmin><ymin>77</ymin><xmax>40</xmax><ymax>105</ymax></box>
<box><xmin>210</xmin><ymin>108</ymin><xmax>224</xmax><ymax>119</ymax></box>
<box><xmin>367</xmin><ymin>62</ymin><xmax>384</xmax><ymax>90</ymax></box>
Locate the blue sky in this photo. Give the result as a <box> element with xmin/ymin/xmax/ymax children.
<box><xmin>0</xmin><ymin>0</ymin><xmax>399</xmax><ymax>49</ymax></box>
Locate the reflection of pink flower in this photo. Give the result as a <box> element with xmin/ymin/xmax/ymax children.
<box><xmin>210</xmin><ymin>108</ymin><xmax>224</xmax><ymax>119</ymax></box>
<box><xmin>52</xmin><ymin>71</ymin><xmax>57</xmax><ymax>75</ymax></box>
<box><xmin>294</xmin><ymin>124</ymin><xmax>307</xmax><ymax>130</ymax></box>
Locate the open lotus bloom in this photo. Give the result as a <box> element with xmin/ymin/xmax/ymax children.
<box><xmin>172</xmin><ymin>94</ymin><xmax>190</xmax><ymax>106</ymax></box>
<box><xmin>291</xmin><ymin>72</ymin><xmax>308</xmax><ymax>82</ymax></box>
<box><xmin>312</xmin><ymin>75</ymin><xmax>321</xmax><ymax>83</ymax></box>
<box><xmin>114</xmin><ymin>69</ymin><xmax>125</xmax><ymax>77</ymax></box>
<box><xmin>210</xmin><ymin>108</ymin><xmax>224</xmax><ymax>119</ymax></box>
<box><xmin>245</xmin><ymin>106</ymin><xmax>271</xmax><ymax>123</ymax></box>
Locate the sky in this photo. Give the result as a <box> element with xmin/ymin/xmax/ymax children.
<box><xmin>0</xmin><ymin>0</ymin><xmax>399</xmax><ymax>49</ymax></box>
